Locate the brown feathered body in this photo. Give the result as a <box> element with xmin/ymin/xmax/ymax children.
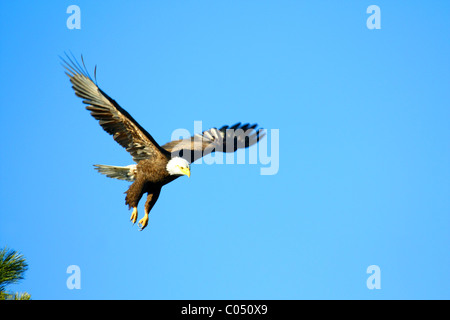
<box><xmin>125</xmin><ymin>157</ymin><xmax>178</xmax><ymax>210</ymax></box>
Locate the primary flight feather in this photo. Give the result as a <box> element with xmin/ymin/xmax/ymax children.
<box><xmin>62</xmin><ymin>54</ymin><xmax>265</xmax><ymax>230</ymax></box>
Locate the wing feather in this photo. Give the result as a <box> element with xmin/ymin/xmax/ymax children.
<box><xmin>162</xmin><ymin>122</ymin><xmax>266</xmax><ymax>163</ymax></box>
<box><xmin>62</xmin><ymin>54</ymin><xmax>169</xmax><ymax>162</ymax></box>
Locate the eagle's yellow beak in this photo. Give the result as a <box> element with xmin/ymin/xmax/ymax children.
<box><xmin>180</xmin><ymin>167</ymin><xmax>191</xmax><ymax>178</ymax></box>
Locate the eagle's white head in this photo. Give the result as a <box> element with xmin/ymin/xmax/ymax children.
<box><xmin>166</xmin><ymin>157</ymin><xmax>191</xmax><ymax>178</ymax></box>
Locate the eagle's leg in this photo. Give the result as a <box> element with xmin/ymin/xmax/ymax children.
<box><xmin>130</xmin><ymin>207</ymin><xmax>138</xmax><ymax>224</ymax></box>
<box><xmin>138</xmin><ymin>188</ymin><xmax>161</xmax><ymax>231</ymax></box>
<box><xmin>125</xmin><ymin>179</ymin><xmax>145</xmax><ymax>225</ymax></box>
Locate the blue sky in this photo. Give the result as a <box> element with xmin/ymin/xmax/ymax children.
<box><xmin>0</xmin><ymin>1</ymin><xmax>449</xmax><ymax>299</ymax></box>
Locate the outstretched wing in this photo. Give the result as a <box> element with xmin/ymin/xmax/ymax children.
<box><xmin>162</xmin><ymin>122</ymin><xmax>265</xmax><ymax>163</ymax></box>
<box><xmin>62</xmin><ymin>54</ymin><xmax>169</xmax><ymax>162</ymax></box>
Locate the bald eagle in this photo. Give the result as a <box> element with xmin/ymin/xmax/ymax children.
<box><xmin>62</xmin><ymin>55</ymin><xmax>265</xmax><ymax>230</ymax></box>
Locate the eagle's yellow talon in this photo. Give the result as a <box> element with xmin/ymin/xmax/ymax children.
<box><xmin>138</xmin><ymin>213</ymin><xmax>149</xmax><ymax>231</ymax></box>
<box><xmin>130</xmin><ymin>207</ymin><xmax>138</xmax><ymax>224</ymax></box>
